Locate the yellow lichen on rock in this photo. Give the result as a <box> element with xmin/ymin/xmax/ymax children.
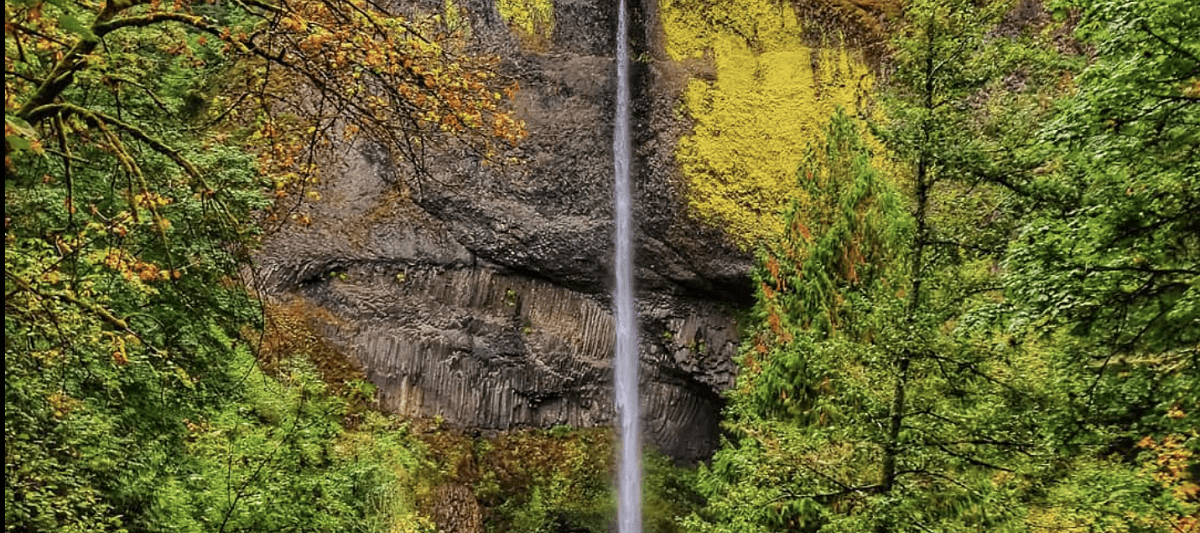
<box><xmin>497</xmin><ymin>0</ymin><xmax>554</xmax><ymax>51</ymax></box>
<box><xmin>662</xmin><ymin>0</ymin><xmax>879</xmax><ymax>248</ymax></box>
<box><xmin>661</xmin><ymin>0</ymin><xmax>806</xmax><ymax>59</ymax></box>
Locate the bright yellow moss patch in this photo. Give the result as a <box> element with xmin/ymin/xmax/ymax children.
<box><xmin>662</xmin><ymin>0</ymin><xmax>881</xmax><ymax>248</ymax></box>
<box><xmin>661</xmin><ymin>0</ymin><xmax>807</xmax><ymax>58</ymax></box>
<box><xmin>497</xmin><ymin>0</ymin><xmax>554</xmax><ymax>51</ymax></box>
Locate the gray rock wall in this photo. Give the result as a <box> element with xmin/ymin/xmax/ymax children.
<box><xmin>254</xmin><ymin>0</ymin><xmax>752</xmax><ymax>462</ymax></box>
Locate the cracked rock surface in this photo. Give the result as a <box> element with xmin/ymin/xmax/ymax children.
<box><xmin>255</xmin><ymin>0</ymin><xmax>751</xmax><ymax>462</ymax></box>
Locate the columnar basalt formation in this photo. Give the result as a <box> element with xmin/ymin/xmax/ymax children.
<box><xmin>255</xmin><ymin>0</ymin><xmax>752</xmax><ymax>462</ymax></box>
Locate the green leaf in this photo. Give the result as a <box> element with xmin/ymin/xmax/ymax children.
<box><xmin>6</xmin><ymin>134</ymin><xmax>32</xmax><ymax>151</ymax></box>
<box><xmin>6</xmin><ymin>114</ymin><xmax>35</xmax><ymax>133</ymax></box>
<box><xmin>57</xmin><ymin>14</ymin><xmax>96</xmax><ymax>39</ymax></box>
<box><xmin>6</xmin><ymin>115</ymin><xmax>41</xmax><ymax>153</ymax></box>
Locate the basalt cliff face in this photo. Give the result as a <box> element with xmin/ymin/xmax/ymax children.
<box><xmin>255</xmin><ymin>0</ymin><xmax>754</xmax><ymax>462</ymax></box>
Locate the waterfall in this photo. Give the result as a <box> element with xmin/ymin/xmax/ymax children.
<box><xmin>613</xmin><ymin>0</ymin><xmax>641</xmax><ymax>531</ymax></box>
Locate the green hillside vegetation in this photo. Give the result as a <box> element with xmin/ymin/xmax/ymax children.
<box><xmin>688</xmin><ymin>0</ymin><xmax>1197</xmax><ymax>531</ymax></box>
<box><xmin>6</xmin><ymin>0</ymin><xmax>1196</xmax><ymax>531</ymax></box>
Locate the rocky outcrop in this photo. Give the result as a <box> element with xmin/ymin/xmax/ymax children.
<box><xmin>254</xmin><ymin>0</ymin><xmax>752</xmax><ymax>462</ymax></box>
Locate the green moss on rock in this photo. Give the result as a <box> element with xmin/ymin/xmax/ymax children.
<box><xmin>498</xmin><ymin>0</ymin><xmax>554</xmax><ymax>51</ymax></box>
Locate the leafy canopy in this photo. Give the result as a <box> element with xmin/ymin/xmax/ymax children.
<box><xmin>5</xmin><ymin>0</ymin><xmax>527</xmax><ymax>530</ymax></box>
<box><xmin>690</xmin><ymin>0</ymin><xmax>1197</xmax><ymax>531</ymax></box>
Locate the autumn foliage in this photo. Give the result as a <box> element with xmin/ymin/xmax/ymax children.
<box><xmin>4</xmin><ymin>0</ymin><xmax>530</xmax><ymax>358</ymax></box>
<box><xmin>5</xmin><ymin>0</ymin><xmax>527</xmax><ymax>529</ymax></box>
<box><xmin>5</xmin><ymin>0</ymin><xmax>526</xmax><ymax>195</ymax></box>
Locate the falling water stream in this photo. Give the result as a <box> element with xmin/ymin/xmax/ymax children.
<box><xmin>612</xmin><ymin>0</ymin><xmax>641</xmax><ymax>531</ymax></box>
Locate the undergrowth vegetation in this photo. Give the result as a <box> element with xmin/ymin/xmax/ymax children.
<box><xmin>409</xmin><ymin>421</ymin><xmax>701</xmax><ymax>533</ymax></box>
